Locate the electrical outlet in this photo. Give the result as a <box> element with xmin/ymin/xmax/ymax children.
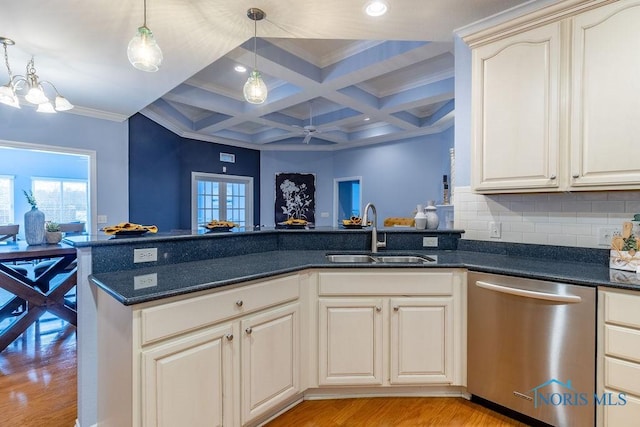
<box><xmin>134</xmin><ymin>248</ymin><xmax>158</xmax><ymax>263</ymax></box>
<box><xmin>422</xmin><ymin>236</ymin><xmax>438</xmax><ymax>247</ymax></box>
<box><xmin>134</xmin><ymin>273</ymin><xmax>157</xmax><ymax>290</ymax></box>
<box><xmin>598</xmin><ymin>227</ymin><xmax>621</xmax><ymax>246</ymax></box>
<box><xmin>97</xmin><ymin>215</ymin><xmax>108</xmax><ymax>224</ymax></box>
<box><xmin>320</xmin><ymin>212</ymin><xmax>330</xmax><ymax>218</ymax></box>
<box><xmin>489</xmin><ymin>221</ymin><xmax>501</xmax><ymax>238</ymax></box>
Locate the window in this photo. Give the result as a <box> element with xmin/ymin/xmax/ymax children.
<box><xmin>192</xmin><ymin>172</ymin><xmax>253</xmax><ymax>229</ymax></box>
<box><xmin>0</xmin><ymin>175</ymin><xmax>14</xmax><ymax>224</ymax></box>
<box><xmin>32</xmin><ymin>178</ymin><xmax>88</xmax><ymax>224</ymax></box>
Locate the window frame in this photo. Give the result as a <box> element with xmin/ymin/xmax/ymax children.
<box><xmin>0</xmin><ymin>175</ymin><xmax>15</xmax><ymax>224</ymax></box>
<box><xmin>191</xmin><ymin>172</ymin><xmax>254</xmax><ymax>230</ymax></box>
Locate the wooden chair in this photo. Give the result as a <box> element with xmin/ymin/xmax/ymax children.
<box><xmin>0</xmin><ymin>224</ymin><xmax>19</xmax><ymax>242</ymax></box>
<box><xmin>383</xmin><ymin>217</ymin><xmax>415</xmax><ymax>227</ymax></box>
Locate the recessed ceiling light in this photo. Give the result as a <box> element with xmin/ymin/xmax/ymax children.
<box><xmin>365</xmin><ymin>0</ymin><xmax>388</xmax><ymax>17</ymax></box>
<box><xmin>364</xmin><ymin>117</ymin><xmax>371</xmax><ymax>121</ymax></box>
<box><xmin>234</xmin><ymin>65</ymin><xmax>247</xmax><ymax>73</ymax></box>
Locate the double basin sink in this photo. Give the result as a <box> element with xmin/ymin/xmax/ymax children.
<box><xmin>326</xmin><ymin>253</ymin><xmax>437</xmax><ymax>264</ymax></box>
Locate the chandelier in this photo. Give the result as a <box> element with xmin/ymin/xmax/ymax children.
<box><xmin>0</xmin><ymin>37</ymin><xmax>73</xmax><ymax>113</ymax></box>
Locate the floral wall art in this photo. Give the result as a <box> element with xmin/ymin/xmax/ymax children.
<box><xmin>275</xmin><ymin>173</ymin><xmax>315</xmax><ymax>225</ymax></box>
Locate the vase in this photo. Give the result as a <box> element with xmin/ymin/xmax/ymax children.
<box><xmin>425</xmin><ymin>200</ymin><xmax>439</xmax><ymax>230</ymax></box>
<box><xmin>414</xmin><ymin>204</ymin><xmax>427</xmax><ymax>230</ymax></box>
<box><xmin>24</xmin><ymin>206</ymin><xmax>45</xmax><ymax>245</ymax></box>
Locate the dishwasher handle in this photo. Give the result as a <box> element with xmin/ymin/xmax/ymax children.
<box><xmin>475</xmin><ymin>281</ymin><xmax>582</xmax><ymax>303</ymax></box>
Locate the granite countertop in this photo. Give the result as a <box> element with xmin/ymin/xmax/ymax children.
<box><xmin>90</xmin><ymin>249</ymin><xmax>636</xmax><ymax>306</ymax></box>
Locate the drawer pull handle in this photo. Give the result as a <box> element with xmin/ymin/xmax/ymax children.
<box><xmin>236</xmin><ymin>300</ymin><xmax>243</xmax><ymax>307</ymax></box>
<box><xmin>549</xmin><ymin>175</ymin><xmax>556</xmax><ymax>180</ymax></box>
<box><xmin>225</xmin><ymin>333</ymin><xmax>233</xmax><ymax>341</ymax></box>
<box><xmin>245</xmin><ymin>327</ymin><xmax>253</xmax><ymax>335</ymax></box>
<box><xmin>572</xmin><ymin>173</ymin><xmax>580</xmax><ymax>179</ymax></box>
<box><xmin>375</xmin><ymin>306</ymin><xmax>382</xmax><ymax>312</ymax></box>
<box><xmin>393</xmin><ymin>306</ymin><xmax>399</xmax><ymax>311</ymax></box>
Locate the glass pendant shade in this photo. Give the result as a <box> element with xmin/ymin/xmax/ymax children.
<box><xmin>25</xmin><ymin>85</ymin><xmax>49</xmax><ymax>105</ymax></box>
<box><xmin>54</xmin><ymin>95</ymin><xmax>73</xmax><ymax>111</ymax></box>
<box><xmin>243</xmin><ymin>70</ymin><xmax>267</xmax><ymax>104</ymax></box>
<box><xmin>0</xmin><ymin>83</ymin><xmax>19</xmax><ymax>108</ymax></box>
<box><xmin>36</xmin><ymin>101</ymin><xmax>56</xmax><ymax>113</ymax></box>
<box><xmin>128</xmin><ymin>26</ymin><xmax>163</xmax><ymax>72</ymax></box>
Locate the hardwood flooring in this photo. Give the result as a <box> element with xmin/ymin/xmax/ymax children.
<box><xmin>0</xmin><ymin>313</ymin><xmax>77</xmax><ymax>427</ymax></box>
<box><xmin>0</xmin><ymin>314</ymin><xmax>524</xmax><ymax>427</ymax></box>
<box><xmin>265</xmin><ymin>397</ymin><xmax>528</xmax><ymax>427</ymax></box>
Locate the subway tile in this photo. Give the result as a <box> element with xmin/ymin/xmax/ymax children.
<box><xmin>508</xmin><ymin>222</ymin><xmax>536</xmax><ymax>233</ymax></box>
<box><xmin>535</xmin><ymin>202</ymin><xmax>564</xmax><ymax>213</ymax></box>
<box><xmin>522</xmin><ymin>232</ymin><xmax>548</xmax><ymax>245</ymax></box>
<box><xmin>608</xmin><ymin>213</ymin><xmax>631</xmax><ymax>224</ymax></box>
<box><xmin>535</xmin><ymin>223</ymin><xmax>563</xmax><ymax>234</ymax></box>
<box><xmin>561</xmin><ymin>201</ymin><xmax>592</xmax><ymax>213</ymax></box>
<box><xmin>577</xmin><ymin>235</ymin><xmax>599</xmax><ymax>248</ymax></box>
<box><xmin>625</xmin><ymin>201</ymin><xmax>640</xmax><ymax>213</ymax></box>
<box><xmin>499</xmin><ymin>212</ymin><xmax>524</xmax><ymax>222</ymax></box>
<box><xmin>509</xmin><ymin>202</ymin><xmax>537</xmax><ymax>212</ymax></box>
<box><xmin>574</xmin><ymin>192</ymin><xmax>608</xmax><ymax>201</ymax></box>
<box><xmin>501</xmin><ymin>231</ymin><xmax>523</xmax><ymax>243</ymax></box>
<box><xmin>548</xmin><ymin>234</ymin><xmax>577</xmax><ymax>247</ymax></box>
<box><xmin>576</xmin><ymin>213</ymin><xmax>608</xmax><ymax>224</ymax></box>
<box><xmin>550</xmin><ymin>212</ymin><xmax>578</xmax><ymax>223</ymax></box>
<box><xmin>592</xmin><ymin>201</ymin><xmax>625</xmax><ymax>213</ymax></box>
<box><xmin>523</xmin><ymin>212</ymin><xmax>549</xmax><ymax>223</ymax></box>
<box><xmin>562</xmin><ymin>223</ymin><xmax>590</xmax><ymax>235</ymax></box>
<box><xmin>608</xmin><ymin>191</ymin><xmax>640</xmax><ymax>201</ymax></box>
<box><xmin>467</xmin><ymin>221</ymin><xmax>489</xmax><ymax>231</ymax></box>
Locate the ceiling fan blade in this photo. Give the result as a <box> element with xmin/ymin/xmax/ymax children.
<box><xmin>302</xmin><ymin>133</ymin><xmax>312</xmax><ymax>144</ymax></box>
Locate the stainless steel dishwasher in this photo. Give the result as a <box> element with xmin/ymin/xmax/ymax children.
<box><xmin>468</xmin><ymin>272</ymin><xmax>596</xmax><ymax>427</ymax></box>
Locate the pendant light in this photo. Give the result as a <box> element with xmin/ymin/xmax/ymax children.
<box><xmin>243</xmin><ymin>8</ymin><xmax>268</xmax><ymax>104</ymax></box>
<box><xmin>128</xmin><ymin>0</ymin><xmax>163</xmax><ymax>72</ymax></box>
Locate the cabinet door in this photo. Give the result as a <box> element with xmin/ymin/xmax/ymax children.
<box><xmin>318</xmin><ymin>298</ymin><xmax>384</xmax><ymax>386</ymax></box>
<box><xmin>389</xmin><ymin>297</ymin><xmax>453</xmax><ymax>384</ymax></box>
<box><xmin>141</xmin><ymin>323</ymin><xmax>235</xmax><ymax>427</ymax></box>
<box><xmin>471</xmin><ymin>21</ymin><xmax>562</xmax><ymax>192</ymax></box>
<box><xmin>570</xmin><ymin>0</ymin><xmax>640</xmax><ymax>189</ymax></box>
<box><xmin>241</xmin><ymin>303</ymin><xmax>300</xmax><ymax>425</ymax></box>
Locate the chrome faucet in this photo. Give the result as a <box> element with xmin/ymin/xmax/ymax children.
<box><xmin>362</xmin><ymin>202</ymin><xmax>386</xmax><ymax>253</ymax></box>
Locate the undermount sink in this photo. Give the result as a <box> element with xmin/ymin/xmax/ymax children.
<box><xmin>325</xmin><ymin>254</ymin><xmax>375</xmax><ymax>263</ymax></box>
<box><xmin>325</xmin><ymin>254</ymin><xmax>436</xmax><ymax>264</ymax></box>
<box><xmin>374</xmin><ymin>255</ymin><xmax>436</xmax><ymax>264</ymax></box>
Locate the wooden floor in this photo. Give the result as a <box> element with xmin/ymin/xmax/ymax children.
<box><xmin>0</xmin><ymin>315</ymin><xmax>524</xmax><ymax>427</ymax></box>
<box><xmin>265</xmin><ymin>397</ymin><xmax>527</xmax><ymax>427</ymax></box>
<box><xmin>0</xmin><ymin>314</ymin><xmax>77</xmax><ymax>427</ymax></box>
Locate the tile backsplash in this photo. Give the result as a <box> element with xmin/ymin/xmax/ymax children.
<box><xmin>454</xmin><ymin>186</ymin><xmax>640</xmax><ymax>248</ymax></box>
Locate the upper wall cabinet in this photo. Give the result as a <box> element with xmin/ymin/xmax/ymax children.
<box><xmin>471</xmin><ymin>22</ymin><xmax>562</xmax><ymax>192</ymax></box>
<box><xmin>467</xmin><ymin>0</ymin><xmax>640</xmax><ymax>193</ymax></box>
<box><xmin>570</xmin><ymin>1</ymin><xmax>640</xmax><ymax>188</ymax></box>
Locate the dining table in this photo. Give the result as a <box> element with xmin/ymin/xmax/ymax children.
<box><xmin>0</xmin><ymin>240</ymin><xmax>77</xmax><ymax>352</ymax></box>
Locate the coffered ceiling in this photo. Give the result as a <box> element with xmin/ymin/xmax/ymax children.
<box><xmin>0</xmin><ymin>0</ymin><xmax>532</xmax><ymax>150</ymax></box>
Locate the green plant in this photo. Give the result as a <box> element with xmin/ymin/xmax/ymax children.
<box><xmin>23</xmin><ymin>190</ymin><xmax>37</xmax><ymax>208</ymax></box>
<box><xmin>46</xmin><ymin>221</ymin><xmax>61</xmax><ymax>232</ymax></box>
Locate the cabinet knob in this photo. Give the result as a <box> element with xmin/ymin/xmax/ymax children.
<box><xmin>393</xmin><ymin>306</ymin><xmax>399</xmax><ymax>311</ymax></box>
<box><xmin>375</xmin><ymin>306</ymin><xmax>382</xmax><ymax>312</ymax></box>
<box><xmin>236</xmin><ymin>300</ymin><xmax>243</xmax><ymax>307</ymax></box>
<box><xmin>549</xmin><ymin>175</ymin><xmax>556</xmax><ymax>180</ymax></box>
<box><xmin>572</xmin><ymin>173</ymin><xmax>580</xmax><ymax>179</ymax></box>
<box><xmin>245</xmin><ymin>327</ymin><xmax>252</xmax><ymax>335</ymax></box>
<box><xmin>225</xmin><ymin>333</ymin><xmax>233</xmax><ymax>341</ymax></box>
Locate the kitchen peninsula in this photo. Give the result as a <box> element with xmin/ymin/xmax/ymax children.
<box><xmin>69</xmin><ymin>228</ymin><xmax>638</xmax><ymax>427</ymax></box>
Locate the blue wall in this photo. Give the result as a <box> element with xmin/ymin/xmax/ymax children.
<box><xmin>0</xmin><ymin>106</ymin><xmax>129</xmax><ymax>234</ymax></box>
<box><xmin>260</xmin><ymin>128</ymin><xmax>454</xmax><ymax>226</ymax></box>
<box><xmin>129</xmin><ymin>114</ymin><xmax>261</xmax><ymax>230</ymax></box>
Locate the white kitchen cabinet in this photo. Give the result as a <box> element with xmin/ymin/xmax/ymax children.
<box><xmin>598</xmin><ymin>288</ymin><xmax>640</xmax><ymax>426</ymax></box>
<box><xmin>141</xmin><ymin>323</ymin><xmax>235</xmax><ymax>427</ymax></box>
<box><xmin>389</xmin><ymin>297</ymin><xmax>453</xmax><ymax>384</ymax></box>
<box><xmin>471</xmin><ymin>21</ymin><xmax>562</xmax><ymax>192</ymax></box>
<box><xmin>467</xmin><ymin>0</ymin><xmax>640</xmax><ymax>193</ymax></box>
<box><xmin>318</xmin><ymin>298</ymin><xmax>384</xmax><ymax>385</ymax></box>
<box><xmin>317</xmin><ymin>269</ymin><xmax>465</xmax><ymax>388</ymax></box>
<box><xmin>96</xmin><ymin>273</ymin><xmax>301</xmax><ymax>427</ymax></box>
<box><xmin>569</xmin><ymin>0</ymin><xmax>640</xmax><ymax>189</ymax></box>
<box><xmin>241</xmin><ymin>303</ymin><xmax>300</xmax><ymax>424</ymax></box>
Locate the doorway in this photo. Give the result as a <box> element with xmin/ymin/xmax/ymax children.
<box><xmin>334</xmin><ymin>176</ymin><xmax>362</xmax><ymax>223</ymax></box>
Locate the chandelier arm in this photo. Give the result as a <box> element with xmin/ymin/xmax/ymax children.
<box><xmin>2</xmin><ymin>43</ymin><xmax>13</xmax><ymax>81</ymax></box>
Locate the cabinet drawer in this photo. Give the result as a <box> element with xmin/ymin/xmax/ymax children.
<box><xmin>603</xmin><ymin>389</ymin><xmax>640</xmax><ymax>427</ymax></box>
<box><xmin>318</xmin><ymin>270</ymin><xmax>454</xmax><ymax>296</ymax></box>
<box><xmin>604</xmin><ymin>357</ymin><xmax>640</xmax><ymax>397</ymax></box>
<box><xmin>140</xmin><ymin>274</ymin><xmax>299</xmax><ymax>345</ymax></box>
<box><xmin>605</xmin><ymin>325</ymin><xmax>640</xmax><ymax>363</ymax></box>
<box><xmin>604</xmin><ymin>291</ymin><xmax>640</xmax><ymax>329</ymax></box>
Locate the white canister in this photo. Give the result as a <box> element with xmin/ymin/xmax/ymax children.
<box><xmin>425</xmin><ymin>200</ymin><xmax>439</xmax><ymax>230</ymax></box>
<box><xmin>414</xmin><ymin>205</ymin><xmax>427</xmax><ymax>230</ymax></box>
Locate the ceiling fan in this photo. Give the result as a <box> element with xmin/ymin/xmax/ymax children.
<box><xmin>294</xmin><ymin>101</ymin><xmax>330</xmax><ymax>144</ymax></box>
